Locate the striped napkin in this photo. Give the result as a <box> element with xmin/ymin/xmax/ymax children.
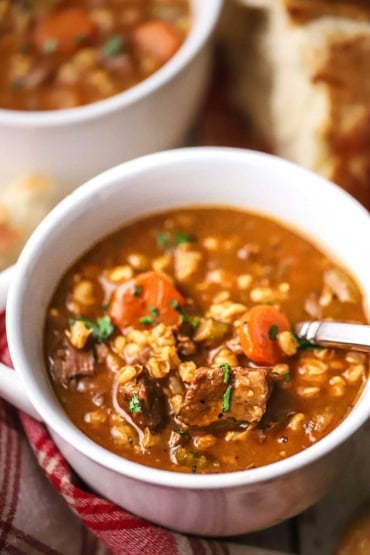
<box><xmin>0</xmin><ymin>312</ymin><xmax>290</xmax><ymax>555</ymax></box>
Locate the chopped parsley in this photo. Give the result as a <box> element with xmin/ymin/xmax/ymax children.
<box><xmin>70</xmin><ymin>315</ymin><xmax>115</xmax><ymax>343</ymax></box>
<box><xmin>191</xmin><ymin>316</ymin><xmax>201</xmax><ymax>329</ymax></box>
<box><xmin>169</xmin><ymin>299</ymin><xmax>189</xmax><ymax>323</ymax></box>
<box><xmin>179</xmin><ymin>311</ymin><xmax>189</xmax><ymax>323</ymax></box>
<box><xmin>174</xmin><ymin>428</ymin><xmax>185</xmax><ymax>435</ymax></box>
<box><xmin>94</xmin><ymin>316</ymin><xmax>114</xmax><ymax>342</ymax></box>
<box><xmin>284</xmin><ymin>373</ymin><xmax>292</xmax><ymax>383</ymax></box>
<box><xmin>129</xmin><ymin>394</ymin><xmax>142</xmax><ymax>414</ymax></box>
<box><xmin>222</xmin><ymin>386</ymin><xmax>233</xmax><ymax>412</ymax></box>
<box><xmin>139</xmin><ymin>315</ymin><xmax>155</xmax><ymax>326</ymax></box>
<box><xmin>156</xmin><ymin>232</ymin><xmax>170</xmax><ymax>248</ymax></box>
<box><xmin>139</xmin><ymin>306</ymin><xmax>159</xmax><ymax>326</ymax></box>
<box><xmin>156</xmin><ymin>231</ymin><xmax>196</xmax><ymax>248</ymax></box>
<box><xmin>294</xmin><ymin>334</ymin><xmax>322</xmax><ymax>351</ymax></box>
<box><xmin>149</xmin><ymin>305</ymin><xmax>159</xmax><ymax>317</ymax></box>
<box><xmin>174</xmin><ymin>232</ymin><xmax>195</xmax><ymax>245</ymax></box>
<box><xmin>133</xmin><ymin>285</ymin><xmax>143</xmax><ymax>298</ymax></box>
<box><xmin>103</xmin><ymin>35</ymin><xmax>125</xmax><ymax>57</ymax></box>
<box><xmin>220</xmin><ymin>363</ymin><xmax>231</xmax><ymax>384</ymax></box>
<box><xmin>269</xmin><ymin>324</ymin><xmax>279</xmax><ymax>340</ymax></box>
<box><xmin>43</xmin><ymin>38</ymin><xmax>58</xmax><ymax>54</ymax></box>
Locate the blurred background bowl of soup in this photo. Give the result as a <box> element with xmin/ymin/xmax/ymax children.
<box><xmin>0</xmin><ymin>0</ymin><xmax>222</xmax><ymax>194</ymax></box>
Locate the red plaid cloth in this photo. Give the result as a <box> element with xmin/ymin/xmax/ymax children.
<box><xmin>0</xmin><ymin>312</ymin><xmax>284</xmax><ymax>555</ymax></box>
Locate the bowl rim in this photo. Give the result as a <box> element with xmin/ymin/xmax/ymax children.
<box><xmin>6</xmin><ymin>147</ymin><xmax>370</xmax><ymax>490</ymax></box>
<box><xmin>0</xmin><ymin>0</ymin><xmax>222</xmax><ymax>128</ymax></box>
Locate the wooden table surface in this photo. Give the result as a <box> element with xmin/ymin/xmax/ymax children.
<box><xmin>231</xmin><ymin>420</ymin><xmax>370</xmax><ymax>555</ymax></box>
<box><xmin>190</xmin><ymin>51</ymin><xmax>370</xmax><ymax>555</ymax></box>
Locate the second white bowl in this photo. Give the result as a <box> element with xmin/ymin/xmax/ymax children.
<box><xmin>0</xmin><ymin>0</ymin><xmax>222</xmax><ymax>194</ymax></box>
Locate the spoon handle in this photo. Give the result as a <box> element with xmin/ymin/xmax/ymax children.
<box><xmin>294</xmin><ymin>321</ymin><xmax>370</xmax><ymax>352</ymax></box>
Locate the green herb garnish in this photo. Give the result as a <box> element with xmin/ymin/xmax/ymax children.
<box><xmin>220</xmin><ymin>363</ymin><xmax>231</xmax><ymax>384</ymax></box>
<box><xmin>222</xmin><ymin>386</ymin><xmax>233</xmax><ymax>412</ymax></box>
<box><xmin>156</xmin><ymin>231</ymin><xmax>196</xmax><ymax>248</ymax></box>
<box><xmin>174</xmin><ymin>232</ymin><xmax>195</xmax><ymax>245</ymax></box>
<box><xmin>133</xmin><ymin>285</ymin><xmax>143</xmax><ymax>298</ymax></box>
<box><xmin>269</xmin><ymin>324</ymin><xmax>279</xmax><ymax>340</ymax></box>
<box><xmin>70</xmin><ymin>315</ymin><xmax>114</xmax><ymax>343</ymax></box>
<box><xmin>43</xmin><ymin>38</ymin><xmax>58</xmax><ymax>54</ymax></box>
<box><xmin>139</xmin><ymin>305</ymin><xmax>159</xmax><ymax>325</ymax></box>
<box><xmin>129</xmin><ymin>394</ymin><xmax>142</xmax><ymax>414</ymax></box>
<box><xmin>94</xmin><ymin>316</ymin><xmax>114</xmax><ymax>342</ymax></box>
<box><xmin>174</xmin><ymin>428</ymin><xmax>185</xmax><ymax>435</ymax></box>
<box><xmin>156</xmin><ymin>232</ymin><xmax>170</xmax><ymax>248</ymax></box>
<box><xmin>103</xmin><ymin>35</ymin><xmax>125</xmax><ymax>57</ymax></box>
<box><xmin>284</xmin><ymin>373</ymin><xmax>292</xmax><ymax>383</ymax></box>
<box><xmin>179</xmin><ymin>311</ymin><xmax>189</xmax><ymax>323</ymax></box>
<box><xmin>294</xmin><ymin>334</ymin><xmax>322</xmax><ymax>351</ymax></box>
<box><xmin>139</xmin><ymin>315</ymin><xmax>155</xmax><ymax>326</ymax></box>
<box><xmin>169</xmin><ymin>299</ymin><xmax>189</xmax><ymax>323</ymax></box>
<box><xmin>191</xmin><ymin>316</ymin><xmax>201</xmax><ymax>329</ymax></box>
<box><xmin>101</xmin><ymin>304</ymin><xmax>109</xmax><ymax>311</ymax></box>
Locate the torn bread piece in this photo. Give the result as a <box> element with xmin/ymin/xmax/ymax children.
<box><xmin>0</xmin><ymin>174</ymin><xmax>57</xmax><ymax>270</ymax></box>
<box><xmin>224</xmin><ymin>0</ymin><xmax>370</xmax><ymax>205</ymax></box>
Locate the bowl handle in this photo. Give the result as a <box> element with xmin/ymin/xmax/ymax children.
<box><xmin>0</xmin><ymin>266</ymin><xmax>42</xmax><ymax>421</ymax></box>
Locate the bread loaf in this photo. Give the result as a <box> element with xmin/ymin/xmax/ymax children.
<box><xmin>335</xmin><ymin>506</ymin><xmax>370</xmax><ymax>555</ymax></box>
<box><xmin>226</xmin><ymin>0</ymin><xmax>370</xmax><ymax>205</ymax></box>
<box><xmin>0</xmin><ymin>174</ymin><xmax>57</xmax><ymax>270</ymax></box>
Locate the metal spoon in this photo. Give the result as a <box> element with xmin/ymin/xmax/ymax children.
<box><xmin>294</xmin><ymin>321</ymin><xmax>370</xmax><ymax>352</ymax></box>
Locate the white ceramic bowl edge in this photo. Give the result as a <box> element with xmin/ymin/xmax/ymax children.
<box><xmin>3</xmin><ymin>147</ymin><xmax>370</xmax><ymax>535</ymax></box>
<box><xmin>0</xmin><ymin>1</ymin><xmax>223</xmax><ymax>191</ymax></box>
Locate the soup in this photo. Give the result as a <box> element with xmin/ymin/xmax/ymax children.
<box><xmin>0</xmin><ymin>0</ymin><xmax>190</xmax><ymax>111</ymax></box>
<box><xmin>45</xmin><ymin>207</ymin><xmax>369</xmax><ymax>473</ymax></box>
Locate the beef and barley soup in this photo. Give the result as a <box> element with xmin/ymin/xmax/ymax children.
<box><xmin>0</xmin><ymin>0</ymin><xmax>189</xmax><ymax>111</ymax></box>
<box><xmin>45</xmin><ymin>208</ymin><xmax>369</xmax><ymax>474</ymax></box>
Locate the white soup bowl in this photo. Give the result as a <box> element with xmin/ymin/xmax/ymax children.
<box><xmin>0</xmin><ymin>1</ymin><xmax>222</xmax><ymax>193</ymax></box>
<box><xmin>0</xmin><ymin>147</ymin><xmax>369</xmax><ymax>536</ymax></box>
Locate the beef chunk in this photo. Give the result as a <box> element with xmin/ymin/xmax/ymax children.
<box><xmin>177</xmin><ymin>366</ymin><xmax>269</xmax><ymax>431</ymax></box>
<box><xmin>119</xmin><ymin>372</ymin><xmax>167</xmax><ymax>432</ymax></box>
<box><xmin>49</xmin><ymin>339</ymin><xmax>95</xmax><ymax>387</ymax></box>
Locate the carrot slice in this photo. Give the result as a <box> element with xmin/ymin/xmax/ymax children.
<box><xmin>109</xmin><ymin>271</ymin><xmax>185</xmax><ymax>330</ymax></box>
<box><xmin>33</xmin><ymin>8</ymin><xmax>96</xmax><ymax>55</ymax></box>
<box><xmin>238</xmin><ymin>305</ymin><xmax>291</xmax><ymax>366</ymax></box>
<box><xmin>131</xmin><ymin>20</ymin><xmax>182</xmax><ymax>64</ymax></box>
